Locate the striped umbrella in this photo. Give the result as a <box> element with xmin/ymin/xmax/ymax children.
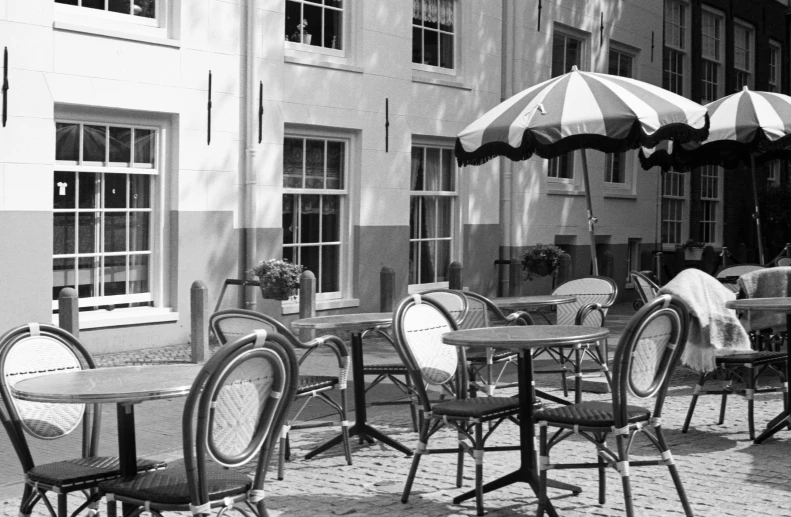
<box><xmin>456</xmin><ymin>66</ymin><xmax>709</xmax><ymax>274</ymax></box>
<box><xmin>639</xmin><ymin>86</ymin><xmax>791</xmax><ymax>264</ymax></box>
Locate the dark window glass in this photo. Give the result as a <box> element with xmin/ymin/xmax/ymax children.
<box><xmin>53</xmin><ymin>213</ymin><xmax>75</xmax><ymax>255</ymax></box>
<box><xmin>109</xmin><ymin>127</ymin><xmax>131</xmax><ymax>164</ymax></box>
<box><xmin>104</xmin><ymin>213</ymin><xmax>127</xmax><ymax>252</ymax></box>
<box><xmin>54</xmin><ymin>171</ymin><xmax>76</xmax><ymax>209</ymax></box>
<box><xmin>103</xmin><ymin>255</ymin><xmax>127</xmax><ymax>296</ymax></box>
<box><xmin>104</xmin><ymin>174</ymin><xmax>127</xmax><ymax>209</ymax></box>
<box><xmin>56</xmin><ymin>123</ymin><xmax>80</xmax><ymax>161</ymax></box>
<box><xmin>78</xmin><ymin>213</ymin><xmax>98</xmax><ymax>254</ymax></box>
<box><xmin>83</xmin><ymin>125</ymin><xmax>106</xmax><ymax>163</ymax></box>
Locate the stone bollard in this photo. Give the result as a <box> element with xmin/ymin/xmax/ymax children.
<box><xmin>601</xmin><ymin>250</ymin><xmax>614</xmax><ymax>279</ymax></box>
<box><xmin>299</xmin><ymin>270</ymin><xmax>316</xmax><ymax>341</ymax></box>
<box><xmin>449</xmin><ymin>261</ymin><xmax>463</xmax><ymax>290</ymax></box>
<box><xmin>509</xmin><ymin>256</ymin><xmax>522</xmax><ymax>296</ymax></box>
<box><xmin>190</xmin><ymin>280</ymin><xmax>209</xmax><ymax>363</ymax></box>
<box><xmin>380</xmin><ymin>266</ymin><xmax>395</xmax><ymax>312</ymax></box>
<box><xmin>702</xmin><ymin>245</ymin><xmax>717</xmax><ymax>274</ymax></box>
<box><xmin>557</xmin><ymin>252</ymin><xmax>572</xmax><ymax>286</ymax></box>
<box><xmin>58</xmin><ymin>287</ymin><xmax>79</xmax><ymax>338</ymax></box>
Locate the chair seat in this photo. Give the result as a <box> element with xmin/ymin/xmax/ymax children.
<box><xmin>363</xmin><ymin>363</ymin><xmax>408</xmax><ymax>373</ymax></box>
<box><xmin>466</xmin><ymin>348</ymin><xmax>518</xmax><ymax>363</ymax></box>
<box><xmin>298</xmin><ymin>375</ymin><xmax>338</xmax><ymax>393</ymax></box>
<box><xmin>28</xmin><ymin>457</ymin><xmax>165</xmax><ymax>490</ymax></box>
<box><xmin>534</xmin><ymin>401</ymin><xmax>650</xmax><ymax>427</ymax></box>
<box><xmin>99</xmin><ymin>459</ymin><xmax>251</xmax><ymax>505</ymax></box>
<box><xmin>715</xmin><ymin>351</ymin><xmax>787</xmax><ymax>366</ymax></box>
<box><xmin>432</xmin><ymin>396</ymin><xmax>520</xmax><ymax>419</ymax></box>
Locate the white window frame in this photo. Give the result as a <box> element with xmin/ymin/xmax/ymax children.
<box><xmin>52</xmin><ymin>108</ymin><xmax>173</xmax><ymax>329</ymax></box>
<box><xmin>604</xmin><ymin>42</ymin><xmax>639</xmax><ymax>195</ymax></box>
<box><xmin>769</xmin><ymin>40</ymin><xmax>782</xmax><ymax>93</ymax></box>
<box><xmin>285</xmin><ymin>0</ymin><xmax>346</xmax><ymax>58</ymax></box>
<box><xmin>54</xmin><ymin>0</ymin><xmax>174</xmax><ymax>41</ymax></box>
<box><xmin>700</xmin><ymin>7</ymin><xmax>725</xmax><ymax>104</ymax></box>
<box><xmin>734</xmin><ymin>20</ymin><xmax>755</xmax><ymax>91</ymax></box>
<box><xmin>699</xmin><ymin>165</ymin><xmax>722</xmax><ymax>245</ymax></box>
<box><xmin>412</xmin><ymin>0</ymin><xmax>458</xmax><ymax>75</ymax></box>
<box><xmin>282</xmin><ymin>129</ymin><xmax>352</xmax><ymax>306</ymax></box>
<box><xmin>663</xmin><ymin>0</ymin><xmax>690</xmax><ymax>97</ymax></box>
<box><xmin>662</xmin><ymin>170</ymin><xmax>689</xmax><ymax>249</ymax></box>
<box><xmin>768</xmin><ymin>160</ymin><xmax>780</xmax><ymax>187</ymax></box>
<box><xmin>407</xmin><ymin>139</ymin><xmax>460</xmax><ymax>291</ymax></box>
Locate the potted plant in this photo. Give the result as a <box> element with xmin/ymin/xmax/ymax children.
<box><xmin>681</xmin><ymin>239</ymin><xmax>706</xmax><ymax>261</ymax></box>
<box><xmin>292</xmin><ymin>19</ymin><xmax>311</xmax><ymax>45</ymax></box>
<box><xmin>249</xmin><ymin>259</ymin><xmax>305</xmax><ymax>301</ymax></box>
<box><xmin>521</xmin><ymin>243</ymin><xmax>565</xmax><ymax>281</ymax></box>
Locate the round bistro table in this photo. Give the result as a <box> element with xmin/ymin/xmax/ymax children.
<box><xmin>291</xmin><ymin>313</ymin><xmax>413</xmax><ymax>457</ymax></box>
<box><xmin>442</xmin><ymin>325</ymin><xmax>610</xmax><ymax>517</ymax></box>
<box><xmin>726</xmin><ymin>297</ymin><xmax>791</xmax><ymax>444</ymax></box>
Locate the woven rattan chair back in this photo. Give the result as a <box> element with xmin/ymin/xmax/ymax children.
<box><xmin>630</xmin><ymin>271</ymin><xmax>660</xmax><ymax>305</ymax></box>
<box><xmin>611</xmin><ymin>294</ymin><xmax>689</xmax><ymax>428</ymax></box>
<box><xmin>777</xmin><ymin>257</ymin><xmax>791</xmax><ymax>267</ymax></box>
<box><xmin>553</xmin><ymin>276</ymin><xmax>618</xmax><ymax>326</ymax></box>
<box><xmin>421</xmin><ymin>289</ymin><xmax>469</xmax><ymax>326</ymax></box>
<box><xmin>210</xmin><ymin>309</ymin><xmax>280</xmax><ymax>344</ymax></box>
<box><xmin>715</xmin><ymin>264</ymin><xmax>765</xmax><ymax>279</ymax></box>
<box><xmin>0</xmin><ymin>324</ymin><xmax>90</xmax><ymax>440</ymax></box>
<box><xmin>184</xmin><ymin>331</ymin><xmax>298</xmax><ymax>508</ymax></box>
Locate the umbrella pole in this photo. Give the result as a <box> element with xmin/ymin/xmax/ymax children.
<box><xmin>750</xmin><ymin>154</ymin><xmax>766</xmax><ymax>265</ymax></box>
<box><xmin>580</xmin><ymin>149</ymin><xmax>599</xmax><ymax>275</ymax></box>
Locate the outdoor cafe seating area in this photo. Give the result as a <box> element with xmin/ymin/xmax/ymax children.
<box><xmin>3</xmin><ymin>266</ymin><xmax>791</xmax><ymax>517</ymax></box>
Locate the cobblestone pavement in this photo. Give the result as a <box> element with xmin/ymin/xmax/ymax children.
<box><xmin>4</xmin><ymin>303</ymin><xmax>791</xmax><ymax>516</ymax></box>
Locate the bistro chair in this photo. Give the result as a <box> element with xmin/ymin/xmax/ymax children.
<box><xmin>535</xmin><ymin>276</ymin><xmax>618</xmax><ymax>402</ymax></box>
<box><xmin>630</xmin><ymin>270</ymin><xmax>659</xmax><ymax>310</ymax></box>
<box><xmin>393</xmin><ymin>294</ymin><xmax>521</xmax><ymax>516</ymax></box>
<box><xmin>100</xmin><ymin>330</ymin><xmax>298</xmax><ymax>517</ymax></box>
<box><xmin>535</xmin><ymin>294</ymin><xmax>694</xmax><ymax>517</ymax></box>
<box><xmin>0</xmin><ymin>323</ymin><xmax>165</xmax><ymax>517</ymax></box>
<box><xmin>209</xmin><ymin>309</ymin><xmax>351</xmax><ymax>479</ymax></box>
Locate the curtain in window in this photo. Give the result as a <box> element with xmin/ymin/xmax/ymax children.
<box><xmin>410</xmin><ymin>150</ymin><xmax>437</xmax><ymax>283</ymax></box>
<box><xmin>439</xmin><ymin>0</ymin><xmax>453</xmax><ymax>29</ymax></box>
<box><xmin>413</xmin><ymin>0</ymin><xmax>422</xmax><ymax>22</ymax></box>
<box><xmin>425</xmin><ymin>0</ymin><xmax>438</xmax><ymax>24</ymax></box>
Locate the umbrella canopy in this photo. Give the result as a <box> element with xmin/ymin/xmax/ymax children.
<box><xmin>455</xmin><ymin>66</ymin><xmax>710</xmax><ymax>274</ymax></box>
<box><xmin>639</xmin><ymin>86</ymin><xmax>791</xmax><ymax>264</ymax></box>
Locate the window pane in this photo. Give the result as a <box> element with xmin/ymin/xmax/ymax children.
<box><xmin>303</xmin><ymin>3</ymin><xmax>322</xmax><ymax>46</ymax></box>
<box><xmin>409</xmin><ymin>197</ymin><xmax>423</xmax><ymax>239</ymax></box>
<box><xmin>130</xmin><ymin>174</ymin><xmax>150</xmax><ymax>208</ymax></box>
<box><xmin>565</xmin><ymin>38</ymin><xmax>579</xmax><ymax>71</ymax></box>
<box><xmin>286</xmin><ymin>1</ymin><xmax>302</xmax><ymax>42</ymax></box>
<box><xmin>83</xmin><ymin>125</ymin><xmax>106</xmax><ymax>163</ymax></box>
<box><xmin>300</xmin><ymin>195</ymin><xmax>321</xmax><ymax>243</ymax></box>
<box><xmin>133</xmin><ymin>129</ymin><xmax>155</xmax><ymax>168</ymax></box>
<box><xmin>424</xmin><ymin>0</ymin><xmax>438</xmax><ymax>29</ymax></box>
<box><xmin>409</xmin><ymin>242</ymin><xmax>420</xmax><ymax>284</ymax></box>
<box><xmin>104</xmin><ymin>213</ymin><xmax>127</xmax><ymax>252</ymax></box>
<box><xmin>53</xmin><ymin>258</ymin><xmax>75</xmax><ymax>300</ymax></box>
<box><xmin>326</xmin><ymin>141</ymin><xmax>343</xmax><ymax>189</ymax></box>
<box><xmin>130</xmin><ymin>212</ymin><xmax>150</xmax><ymax>251</ymax></box>
<box><xmin>77</xmin><ymin>257</ymin><xmax>99</xmax><ymax>298</ymax></box>
<box><xmin>104</xmin><ymin>255</ymin><xmax>127</xmax><ymax>296</ymax></box>
<box><xmin>56</xmin><ymin>123</ymin><xmax>80</xmax><ymax>162</ymax></box>
<box><xmin>301</xmin><ymin>245</ymin><xmax>320</xmax><ymax>278</ymax></box>
<box><xmin>134</xmin><ymin>0</ymin><xmax>155</xmax><ymax>18</ymax></box>
<box><xmin>129</xmin><ymin>254</ymin><xmax>149</xmax><ymax>294</ymax></box>
<box><xmin>109</xmin><ymin>127</ymin><xmax>132</xmax><ymax>165</ymax></box>
<box><xmin>283</xmin><ymin>194</ymin><xmax>296</xmax><ymax>245</ymax></box>
<box><xmin>439</xmin><ymin>0</ymin><xmax>453</xmax><ymax>32</ymax></box>
<box><xmin>105</xmin><ymin>174</ymin><xmax>127</xmax><ymax>209</ymax></box>
<box><xmin>56</xmin><ymin>0</ymin><xmax>78</xmax><ymax>5</ymax></box>
<box><xmin>283</xmin><ymin>246</ymin><xmax>295</xmax><ymax>263</ymax></box>
<box><xmin>321</xmin><ymin>245</ymin><xmax>339</xmax><ymax>293</ymax></box>
<box><xmin>552</xmin><ymin>36</ymin><xmax>566</xmax><ymax>77</ymax></box>
<box><xmin>305</xmin><ymin>139</ymin><xmax>325</xmax><ymax>189</ymax></box>
<box><xmin>53</xmin><ymin>213</ymin><xmax>75</xmax><ymax>255</ymax></box>
<box><xmin>425</xmin><ymin>148</ymin><xmax>440</xmax><ymax>190</ymax></box>
<box><xmin>79</xmin><ymin>172</ymin><xmax>98</xmax><ymax>209</ymax></box>
<box><xmin>326</xmin><ymin>0</ymin><xmax>342</xmax><ymax>7</ymax></box>
<box><xmin>437</xmin><ymin>197</ymin><xmax>452</xmax><ymax>237</ymax></box>
<box><xmin>54</xmin><ymin>171</ymin><xmax>76</xmax><ymax>209</ymax></box>
<box><xmin>424</xmin><ymin>29</ymin><xmax>439</xmax><ymax>66</ymax></box>
<box><xmin>441</xmin><ymin>149</ymin><xmax>453</xmax><ymax>191</ymax></box>
<box><xmin>435</xmin><ymin>240</ymin><xmax>450</xmax><ymax>282</ymax></box>
<box><xmin>411</xmin><ymin>147</ymin><xmax>424</xmax><ymax>191</ymax></box>
<box><xmin>420</xmin><ymin>241</ymin><xmax>436</xmax><ymax>283</ymax></box>
<box><xmin>325</xmin><ymin>8</ymin><xmax>342</xmax><ymax>49</ymax></box>
<box><xmin>78</xmin><ymin>213</ymin><xmax>98</xmax><ymax>254</ymax></box>
<box><xmin>322</xmin><ymin>196</ymin><xmax>340</xmax><ymax>242</ymax></box>
<box><xmin>412</xmin><ymin>27</ymin><xmax>423</xmax><ymax>64</ymax></box>
<box><xmin>82</xmin><ymin>0</ymin><xmax>104</xmax><ymax>10</ymax></box>
<box><xmin>284</xmin><ymin>138</ymin><xmax>303</xmax><ymax>188</ymax></box>
<box><xmin>108</xmin><ymin>0</ymin><xmax>130</xmax><ymax>14</ymax></box>
<box><xmin>439</xmin><ymin>33</ymin><xmax>453</xmax><ymax>68</ymax></box>
<box><xmin>413</xmin><ymin>0</ymin><xmax>423</xmax><ymax>25</ymax></box>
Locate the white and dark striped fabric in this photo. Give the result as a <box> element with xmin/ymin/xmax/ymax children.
<box><xmin>639</xmin><ymin>86</ymin><xmax>791</xmax><ymax>171</ymax></box>
<box><xmin>455</xmin><ymin>66</ymin><xmax>710</xmax><ymax>167</ymax></box>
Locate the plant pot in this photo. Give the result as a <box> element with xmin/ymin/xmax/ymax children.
<box><xmin>527</xmin><ymin>261</ymin><xmax>554</xmax><ymax>278</ymax></box>
<box><xmin>303</xmin><ymin>33</ymin><xmax>312</xmax><ymax>45</ymax></box>
<box><xmin>260</xmin><ymin>280</ymin><xmax>297</xmax><ymax>301</ymax></box>
<box><xmin>684</xmin><ymin>248</ymin><xmax>703</xmax><ymax>261</ymax></box>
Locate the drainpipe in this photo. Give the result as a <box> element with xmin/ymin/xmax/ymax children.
<box><xmin>498</xmin><ymin>0</ymin><xmax>515</xmax><ymax>296</ymax></box>
<box><xmin>243</xmin><ymin>0</ymin><xmax>259</xmax><ymax>310</ymax></box>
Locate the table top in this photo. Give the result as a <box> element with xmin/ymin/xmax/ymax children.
<box><xmin>291</xmin><ymin>312</ymin><xmax>393</xmax><ymax>332</ymax></box>
<box><xmin>726</xmin><ymin>297</ymin><xmax>791</xmax><ymax>312</ymax></box>
<box><xmin>493</xmin><ymin>295</ymin><xmax>577</xmax><ymax>310</ymax></box>
<box><xmin>442</xmin><ymin>325</ymin><xmax>609</xmax><ymax>350</ymax></box>
<box><xmin>11</xmin><ymin>364</ymin><xmax>203</xmax><ymax>404</ymax></box>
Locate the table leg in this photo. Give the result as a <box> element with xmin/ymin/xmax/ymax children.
<box><xmin>754</xmin><ymin>313</ymin><xmax>791</xmax><ymax>444</ymax></box>
<box><xmin>116</xmin><ymin>403</ymin><xmax>138</xmax><ymax>516</ymax></box>
<box><xmin>305</xmin><ymin>331</ymin><xmax>413</xmax><ymax>458</ymax></box>
<box><xmin>452</xmin><ymin>351</ymin><xmax>579</xmax><ymax>514</ymax></box>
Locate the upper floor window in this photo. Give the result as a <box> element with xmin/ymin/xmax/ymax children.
<box><xmin>285</xmin><ymin>0</ymin><xmax>343</xmax><ymax>50</ymax></box>
<box><xmin>663</xmin><ymin>1</ymin><xmax>687</xmax><ymax>95</ymax></box>
<box><xmin>699</xmin><ymin>165</ymin><xmax>721</xmax><ymax>244</ymax></box>
<box><xmin>605</xmin><ymin>48</ymin><xmax>634</xmax><ymax>185</ymax></box>
<box><xmin>548</xmin><ymin>29</ymin><xmax>584</xmax><ymax>181</ymax></box>
<box><xmin>769</xmin><ymin>41</ymin><xmax>782</xmax><ymax>93</ymax></box>
<box><xmin>55</xmin><ymin>0</ymin><xmax>155</xmax><ymax>18</ymax></box>
<box><xmin>410</xmin><ymin>144</ymin><xmax>457</xmax><ymax>286</ymax></box>
<box><xmin>768</xmin><ymin>161</ymin><xmax>780</xmax><ymax>187</ymax></box>
<box><xmin>662</xmin><ymin>170</ymin><xmax>686</xmax><ymax>245</ymax></box>
<box><xmin>734</xmin><ymin>21</ymin><xmax>754</xmax><ymax>90</ymax></box>
<box><xmin>700</xmin><ymin>9</ymin><xmax>723</xmax><ymax>104</ymax></box>
<box><xmin>53</xmin><ymin>121</ymin><xmax>159</xmax><ymax>312</ymax></box>
<box><xmin>283</xmin><ymin>135</ymin><xmax>347</xmax><ymax>299</ymax></box>
<box><xmin>412</xmin><ymin>0</ymin><xmax>455</xmax><ymax>70</ymax></box>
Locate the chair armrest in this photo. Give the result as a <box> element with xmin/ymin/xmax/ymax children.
<box><xmin>575</xmin><ymin>302</ymin><xmax>606</xmax><ymax>327</ymax></box>
<box><xmin>505</xmin><ymin>311</ymin><xmax>534</xmax><ymax>326</ymax></box>
<box><xmin>297</xmin><ymin>334</ymin><xmax>350</xmax><ymax>388</ymax></box>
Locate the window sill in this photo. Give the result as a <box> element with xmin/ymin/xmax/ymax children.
<box><xmin>603</xmin><ymin>191</ymin><xmax>637</xmax><ymax>200</ymax></box>
<box><xmin>284</xmin><ymin>55</ymin><xmax>363</xmax><ymax>74</ymax></box>
<box><xmin>281</xmin><ymin>298</ymin><xmax>361</xmax><ymax>315</ymax></box>
<box><xmin>53</xmin><ymin>21</ymin><xmax>180</xmax><ymax>48</ymax></box>
<box><xmin>411</xmin><ymin>73</ymin><xmax>471</xmax><ymax>91</ymax></box>
<box><xmin>547</xmin><ymin>187</ymin><xmax>585</xmax><ymax>196</ymax></box>
<box><xmin>51</xmin><ymin>307</ymin><xmax>179</xmax><ymax>330</ymax></box>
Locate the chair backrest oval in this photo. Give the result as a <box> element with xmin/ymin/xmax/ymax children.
<box><xmin>421</xmin><ymin>290</ymin><xmax>469</xmax><ymax>327</ymax></box>
<box><xmin>210</xmin><ymin>309</ymin><xmax>279</xmax><ymax>345</ymax></box>
<box><xmin>776</xmin><ymin>257</ymin><xmax>791</xmax><ymax>267</ymax></box>
<box><xmin>553</xmin><ymin>276</ymin><xmax>618</xmax><ymax>327</ymax></box>
<box><xmin>2</xmin><ymin>330</ymin><xmax>85</xmax><ymax>439</ymax></box>
<box><xmin>630</xmin><ymin>271</ymin><xmax>659</xmax><ymax>304</ymax></box>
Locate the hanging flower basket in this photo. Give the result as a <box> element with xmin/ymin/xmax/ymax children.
<box><xmin>521</xmin><ymin>243</ymin><xmax>565</xmax><ymax>281</ymax></box>
<box><xmin>248</xmin><ymin>259</ymin><xmax>304</xmax><ymax>301</ymax></box>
